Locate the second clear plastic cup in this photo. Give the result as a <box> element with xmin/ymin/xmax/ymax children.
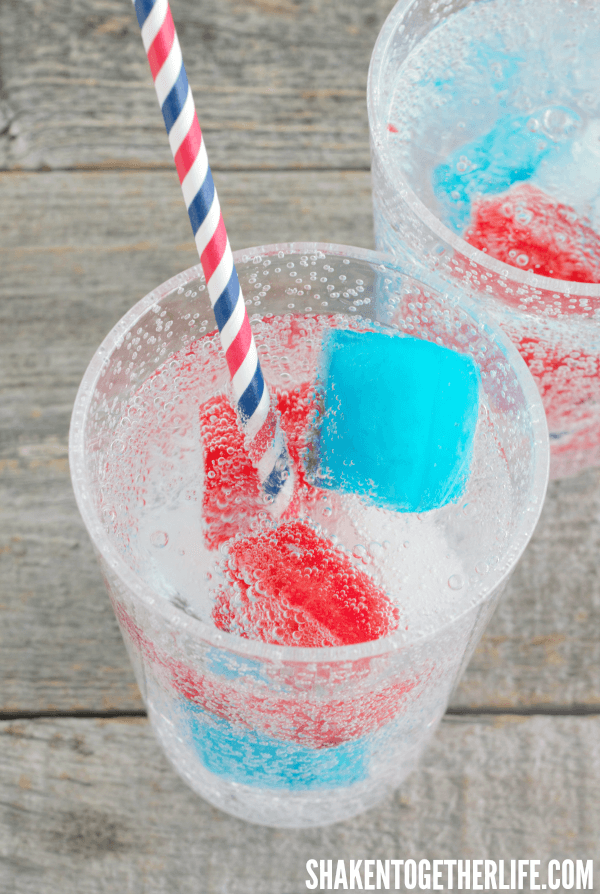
<box><xmin>70</xmin><ymin>243</ymin><xmax>548</xmax><ymax>827</ymax></box>
<box><xmin>368</xmin><ymin>0</ymin><xmax>600</xmax><ymax>480</ymax></box>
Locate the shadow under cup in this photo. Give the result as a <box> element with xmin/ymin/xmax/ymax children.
<box><xmin>368</xmin><ymin>0</ymin><xmax>600</xmax><ymax>480</ymax></box>
<box><xmin>70</xmin><ymin>243</ymin><xmax>548</xmax><ymax>827</ymax></box>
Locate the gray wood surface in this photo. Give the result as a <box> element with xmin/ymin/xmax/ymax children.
<box><xmin>1</xmin><ymin>0</ymin><xmax>599</xmax><ymax>884</ymax></box>
<box><xmin>0</xmin><ymin>0</ymin><xmax>390</xmax><ymax>172</ymax></box>
<box><xmin>1</xmin><ymin>715</ymin><xmax>598</xmax><ymax>893</ymax></box>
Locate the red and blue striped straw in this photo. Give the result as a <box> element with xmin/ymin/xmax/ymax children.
<box><xmin>132</xmin><ymin>0</ymin><xmax>293</xmax><ymax>511</ymax></box>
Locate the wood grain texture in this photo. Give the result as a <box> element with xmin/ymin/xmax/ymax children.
<box><xmin>1</xmin><ymin>169</ymin><xmax>600</xmax><ymax>713</ymax></box>
<box><xmin>0</xmin><ymin>0</ymin><xmax>393</xmax><ymax>172</ymax></box>
<box><xmin>453</xmin><ymin>467</ymin><xmax>600</xmax><ymax>709</ymax></box>
<box><xmin>1</xmin><ymin>716</ymin><xmax>598</xmax><ymax>893</ymax></box>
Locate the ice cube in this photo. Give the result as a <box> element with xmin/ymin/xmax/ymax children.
<box><xmin>433</xmin><ymin>107</ymin><xmax>579</xmax><ymax>232</ymax></box>
<box><xmin>310</xmin><ymin>329</ymin><xmax>480</xmax><ymax>513</ymax></box>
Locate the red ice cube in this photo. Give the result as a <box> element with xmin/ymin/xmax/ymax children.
<box><xmin>464</xmin><ymin>184</ymin><xmax>600</xmax><ymax>458</ymax></box>
<box><xmin>199</xmin><ymin>383</ymin><xmax>319</xmax><ymax>548</ymax></box>
<box><xmin>212</xmin><ymin>521</ymin><xmax>400</xmax><ymax>647</ymax></box>
<box><xmin>199</xmin><ymin>394</ymin><xmax>262</xmax><ymax>549</ymax></box>
<box><xmin>465</xmin><ymin>183</ymin><xmax>600</xmax><ymax>283</ymax></box>
<box><xmin>114</xmin><ymin>601</ymin><xmax>417</xmax><ymax>749</ymax></box>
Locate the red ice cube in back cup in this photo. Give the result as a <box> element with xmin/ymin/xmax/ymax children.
<box><xmin>464</xmin><ymin>183</ymin><xmax>600</xmax><ymax>461</ymax></box>
<box><xmin>212</xmin><ymin>521</ymin><xmax>400</xmax><ymax>647</ymax></box>
<box><xmin>465</xmin><ymin>183</ymin><xmax>600</xmax><ymax>283</ymax></box>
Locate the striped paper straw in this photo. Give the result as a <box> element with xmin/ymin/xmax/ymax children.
<box><xmin>132</xmin><ymin>0</ymin><xmax>293</xmax><ymax>511</ymax></box>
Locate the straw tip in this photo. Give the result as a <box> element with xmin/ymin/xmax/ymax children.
<box><xmin>265</xmin><ymin>467</ymin><xmax>295</xmax><ymax>519</ymax></box>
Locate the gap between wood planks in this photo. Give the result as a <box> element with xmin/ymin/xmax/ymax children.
<box><xmin>0</xmin><ymin>164</ymin><xmax>372</xmax><ymax>173</ymax></box>
<box><xmin>1</xmin><ymin>706</ymin><xmax>598</xmax><ymax>721</ymax></box>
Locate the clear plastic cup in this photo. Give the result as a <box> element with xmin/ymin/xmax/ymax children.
<box><xmin>69</xmin><ymin>243</ymin><xmax>548</xmax><ymax>827</ymax></box>
<box><xmin>368</xmin><ymin>0</ymin><xmax>600</xmax><ymax>480</ymax></box>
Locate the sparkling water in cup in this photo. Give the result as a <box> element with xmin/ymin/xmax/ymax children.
<box><xmin>70</xmin><ymin>243</ymin><xmax>548</xmax><ymax>827</ymax></box>
<box><xmin>368</xmin><ymin>0</ymin><xmax>600</xmax><ymax>479</ymax></box>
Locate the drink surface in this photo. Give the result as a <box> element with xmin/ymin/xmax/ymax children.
<box><xmin>100</xmin><ymin>311</ymin><xmax>512</xmax><ymax>648</ymax></box>
<box><xmin>385</xmin><ymin>0</ymin><xmax>600</xmax><ymax>283</ymax></box>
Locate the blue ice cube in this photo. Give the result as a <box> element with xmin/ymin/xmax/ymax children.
<box><xmin>184</xmin><ymin>704</ymin><xmax>368</xmax><ymax>790</ymax></box>
<box><xmin>433</xmin><ymin>109</ymin><xmax>578</xmax><ymax>232</ymax></box>
<box><xmin>310</xmin><ymin>329</ymin><xmax>480</xmax><ymax>514</ymax></box>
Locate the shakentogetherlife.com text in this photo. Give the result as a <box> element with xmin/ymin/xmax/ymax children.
<box><xmin>306</xmin><ymin>859</ymin><xmax>594</xmax><ymax>891</ymax></box>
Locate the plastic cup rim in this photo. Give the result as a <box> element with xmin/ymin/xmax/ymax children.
<box><xmin>69</xmin><ymin>240</ymin><xmax>549</xmax><ymax>664</ymax></box>
<box><xmin>366</xmin><ymin>0</ymin><xmax>600</xmax><ymax>302</ymax></box>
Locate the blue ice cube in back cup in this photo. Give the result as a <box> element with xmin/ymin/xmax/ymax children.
<box><xmin>311</xmin><ymin>329</ymin><xmax>480</xmax><ymax>513</ymax></box>
<box><xmin>432</xmin><ymin>108</ymin><xmax>579</xmax><ymax>233</ymax></box>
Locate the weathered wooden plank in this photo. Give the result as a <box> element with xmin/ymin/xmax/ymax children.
<box><xmin>0</xmin><ymin>0</ymin><xmax>392</xmax><ymax>171</ymax></box>
<box><xmin>0</xmin><ymin>169</ymin><xmax>375</xmax><ymax>305</ymax></box>
<box><xmin>1</xmin><ymin>716</ymin><xmax>598</xmax><ymax>892</ymax></box>
<box><xmin>1</xmin><ymin>169</ymin><xmax>600</xmax><ymax>712</ymax></box>
<box><xmin>452</xmin><ymin>466</ymin><xmax>600</xmax><ymax>709</ymax></box>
